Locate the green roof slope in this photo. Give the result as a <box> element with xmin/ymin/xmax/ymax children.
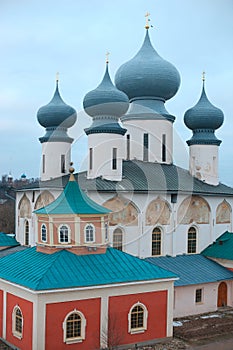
<box><xmin>34</xmin><ymin>177</ymin><xmax>110</xmax><ymax>215</ymax></box>
<box><xmin>202</xmin><ymin>231</ymin><xmax>233</xmax><ymax>260</ymax></box>
<box><xmin>0</xmin><ymin>233</ymin><xmax>19</xmax><ymax>247</ymax></box>
<box><xmin>0</xmin><ymin>247</ymin><xmax>176</xmax><ymax>291</ymax></box>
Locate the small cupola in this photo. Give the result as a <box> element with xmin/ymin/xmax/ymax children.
<box><xmin>34</xmin><ymin>164</ymin><xmax>111</xmax><ymax>255</ymax></box>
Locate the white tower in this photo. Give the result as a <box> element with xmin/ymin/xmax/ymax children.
<box><xmin>83</xmin><ymin>61</ymin><xmax>129</xmax><ymax>181</ymax></box>
<box><xmin>115</xmin><ymin>23</ymin><xmax>180</xmax><ymax>165</ymax></box>
<box><xmin>37</xmin><ymin>78</ymin><xmax>77</xmax><ymax>181</ymax></box>
<box><xmin>184</xmin><ymin>74</ymin><xmax>224</xmax><ymax>186</ymax></box>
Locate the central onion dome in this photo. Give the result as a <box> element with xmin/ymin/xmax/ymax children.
<box><xmin>115</xmin><ymin>29</ymin><xmax>180</xmax><ymax>102</ymax></box>
<box><xmin>83</xmin><ymin>62</ymin><xmax>129</xmax><ymax>135</ymax></box>
<box><xmin>37</xmin><ymin>79</ymin><xmax>77</xmax><ymax>143</ymax></box>
<box><xmin>184</xmin><ymin>77</ymin><xmax>224</xmax><ymax>145</ymax></box>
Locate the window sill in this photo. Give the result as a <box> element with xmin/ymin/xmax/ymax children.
<box><xmin>13</xmin><ymin>331</ymin><xmax>22</xmax><ymax>340</ymax></box>
<box><xmin>65</xmin><ymin>338</ymin><xmax>83</xmax><ymax>344</ymax></box>
<box><xmin>129</xmin><ymin>328</ymin><xmax>145</xmax><ymax>334</ymax></box>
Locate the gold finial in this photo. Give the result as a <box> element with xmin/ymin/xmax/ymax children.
<box><xmin>69</xmin><ymin>162</ymin><xmax>75</xmax><ymax>181</ymax></box>
<box><xmin>202</xmin><ymin>71</ymin><xmax>206</xmax><ymax>82</ymax></box>
<box><xmin>106</xmin><ymin>51</ymin><xmax>110</xmax><ymax>64</ymax></box>
<box><xmin>145</xmin><ymin>12</ymin><xmax>150</xmax><ymax>29</ymax></box>
<box><xmin>56</xmin><ymin>72</ymin><xmax>59</xmax><ymax>83</ymax></box>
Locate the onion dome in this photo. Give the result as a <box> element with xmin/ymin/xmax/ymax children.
<box><xmin>37</xmin><ymin>78</ymin><xmax>77</xmax><ymax>143</ymax></box>
<box><xmin>115</xmin><ymin>30</ymin><xmax>180</xmax><ymax>101</ymax></box>
<box><xmin>184</xmin><ymin>75</ymin><xmax>224</xmax><ymax>146</ymax></box>
<box><xmin>83</xmin><ymin>62</ymin><xmax>129</xmax><ymax>135</ymax></box>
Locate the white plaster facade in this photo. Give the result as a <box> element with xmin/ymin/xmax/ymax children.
<box><xmin>189</xmin><ymin>144</ymin><xmax>219</xmax><ymax>186</ymax></box>
<box><xmin>174</xmin><ymin>280</ymin><xmax>233</xmax><ymax>318</ymax></box>
<box><xmin>122</xmin><ymin>119</ymin><xmax>173</xmax><ymax>164</ymax></box>
<box><xmin>40</xmin><ymin>141</ymin><xmax>72</xmax><ymax>181</ymax></box>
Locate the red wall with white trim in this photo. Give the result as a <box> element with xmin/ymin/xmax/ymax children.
<box><xmin>108</xmin><ymin>290</ymin><xmax>167</xmax><ymax>347</ymax></box>
<box><xmin>6</xmin><ymin>293</ymin><xmax>33</xmax><ymax>350</ymax></box>
<box><xmin>45</xmin><ymin>298</ymin><xmax>101</xmax><ymax>350</ymax></box>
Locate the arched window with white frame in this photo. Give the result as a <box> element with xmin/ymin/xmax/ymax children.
<box><xmin>152</xmin><ymin>227</ymin><xmax>162</xmax><ymax>256</ymax></box>
<box><xmin>85</xmin><ymin>224</ymin><xmax>95</xmax><ymax>243</ymax></box>
<box><xmin>128</xmin><ymin>302</ymin><xmax>148</xmax><ymax>334</ymax></box>
<box><xmin>63</xmin><ymin>310</ymin><xmax>86</xmax><ymax>344</ymax></box>
<box><xmin>58</xmin><ymin>224</ymin><xmax>70</xmax><ymax>244</ymax></box>
<box><xmin>187</xmin><ymin>226</ymin><xmax>197</xmax><ymax>254</ymax></box>
<box><xmin>12</xmin><ymin>305</ymin><xmax>23</xmax><ymax>339</ymax></box>
<box><xmin>113</xmin><ymin>228</ymin><xmax>123</xmax><ymax>251</ymax></box>
<box><xmin>41</xmin><ymin>223</ymin><xmax>47</xmax><ymax>242</ymax></box>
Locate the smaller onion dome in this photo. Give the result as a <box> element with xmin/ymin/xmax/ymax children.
<box><xmin>83</xmin><ymin>62</ymin><xmax>129</xmax><ymax>135</ymax></box>
<box><xmin>83</xmin><ymin>63</ymin><xmax>129</xmax><ymax>117</ymax></box>
<box><xmin>115</xmin><ymin>29</ymin><xmax>180</xmax><ymax>102</ymax></box>
<box><xmin>184</xmin><ymin>75</ymin><xmax>224</xmax><ymax>146</ymax></box>
<box><xmin>37</xmin><ymin>80</ymin><xmax>77</xmax><ymax>129</ymax></box>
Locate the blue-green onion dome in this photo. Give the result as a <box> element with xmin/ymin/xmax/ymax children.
<box><xmin>37</xmin><ymin>81</ymin><xmax>77</xmax><ymax>129</ymax></box>
<box><xmin>184</xmin><ymin>81</ymin><xmax>224</xmax><ymax>131</ymax></box>
<box><xmin>83</xmin><ymin>63</ymin><xmax>129</xmax><ymax>117</ymax></box>
<box><xmin>115</xmin><ymin>29</ymin><xmax>180</xmax><ymax>102</ymax></box>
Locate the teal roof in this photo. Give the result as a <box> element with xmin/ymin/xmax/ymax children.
<box><xmin>34</xmin><ymin>176</ymin><xmax>110</xmax><ymax>215</ymax></box>
<box><xmin>0</xmin><ymin>233</ymin><xmax>19</xmax><ymax>247</ymax></box>
<box><xmin>146</xmin><ymin>254</ymin><xmax>233</xmax><ymax>286</ymax></box>
<box><xmin>202</xmin><ymin>231</ymin><xmax>233</xmax><ymax>260</ymax></box>
<box><xmin>0</xmin><ymin>247</ymin><xmax>176</xmax><ymax>291</ymax></box>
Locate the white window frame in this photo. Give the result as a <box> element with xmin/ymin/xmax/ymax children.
<box><xmin>58</xmin><ymin>224</ymin><xmax>71</xmax><ymax>244</ymax></box>
<box><xmin>63</xmin><ymin>309</ymin><xmax>86</xmax><ymax>344</ymax></box>
<box><xmin>128</xmin><ymin>302</ymin><xmax>148</xmax><ymax>334</ymax></box>
<box><xmin>41</xmin><ymin>223</ymin><xmax>47</xmax><ymax>243</ymax></box>
<box><xmin>84</xmin><ymin>224</ymin><xmax>95</xmax><ymax>243</ymax></box>
<box><xmin>12</xmin><ymin>305</ymin><xmax>23</xmax><ymax>339</ymax></box>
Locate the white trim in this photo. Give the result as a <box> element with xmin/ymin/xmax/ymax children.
<box><xmin>58</xmin><ymin>224</ymin><xmax>71</xmax><ymax>244</ymax></box>
<box><xmin>3</xmin><ymin>290</ymin><xmax>6</xmax><ymax>338</ymax></box>
<box><xmin>62</xmin><ymin>309</ymin><xmax>86</xmax><ymax>344</ymax></box>
<box><xmin>84</xmin><ymin>223</ymin><xmax>95</xmax><ymax>243</ymax></box>
<box><xmin>41</xmin><ymin>223</ymin><xmax>47</xmax><ymax>243</ymax></box>
<box><xmin>100</xmin><ymin>296</ymin><xmax>109</xmax><ymax>348</ymax></box>
<box><xmin>128</xmin><ymin>302</ymin><xmax>148</xmax><ymax>334</ymax></box>
<box><xmin>0</xmin><ymin>277</ymin><xmax>177</xmax><ymax>295</ymax></box>
<box><xmin>12</xmin><ymin>305</ymin><xmax>23</xmax><ymax>339</ymax></box>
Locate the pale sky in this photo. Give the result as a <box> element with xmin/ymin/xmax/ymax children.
<box><xmin>0</xmin><ymin>0</ymin><xmax>232</xmax><ymax>186</ymax></box>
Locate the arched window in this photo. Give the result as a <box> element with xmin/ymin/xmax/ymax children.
<box><xmin>152</xmin><ymin>227</ymin><xmax>161</xmax><ymax>256</ymax></box>
<box><xmin>85</xmin><ymin>224</ymin><xmax>95</xmax><ymax>243</ymax></box>
<box><xmin>105</xmin><ymin>223</ymin><xmax>108</xmax><ymax>241</ymax></box>
<box><xmin>63</xmin><ymin>310</ymin><xmax>86</xmax><ymax>344</ymax></box>
<box><xmin>59</xmin><ymin>225</ymin><xmax>70</xmax><ymax>244</ymax></box>
<box><xmin>187</xmin><ymin>226</ymin><xmax>197</xmax><ymax>254</ymax></box>
<box><xmin>41</xmin><ymin>224</ymin><xmax>47</xmax><ymax>242</ymax></box>
<box><xmin>113</xmin><ymin>228</ymin><xmax>123</xmax><ymax>251</ymax></box>
<box><xmin>12</xmin><ymin>306</ymin><xmax>23</xmax><ymax>339</ymax></box>
<box><xmin>24</xmin><ymin>220</ymin><xmax>29</xmax><ymax>246</ymax></box>
<box><xmin>128</xmin><ymin>302</ymin><xmax>148</xmax><ymax>334</ymax></box>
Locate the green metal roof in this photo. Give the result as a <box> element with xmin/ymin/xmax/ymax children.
<box><xmin>202</xmin><ymin>231</ymin><xmax>233</xmax><ymax>260</ymax></box>
<box><xmin>146</xmin><ymin>254</ymin><xmax>233</xmax><ymax>286</ymax></box>
<box><xmin>34</xmin><ymin>176</ymin><xmax>110</xmax><ymax>215</ymax></box>
<box><xmin>0</xmin><ymin>233</ymin><xmax>19</xmax><ymax>247</ymax></box>
<box><xmin>21</xmin><ymin>160</ymin><xmax>233</xmax><ymax>196</ymax></box>
<box><xmin>0</xmin><ymin>247</ymin><xmax>176</xmax><ymax>291</ymax></box>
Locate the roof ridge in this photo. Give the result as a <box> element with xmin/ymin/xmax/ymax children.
<box><xmin>34</xmin><ymin>249</ymin><xmax>67</xmax><ymax>289</ymax></box>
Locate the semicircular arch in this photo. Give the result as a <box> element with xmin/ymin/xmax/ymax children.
<box><xmin>103</xmin><ymin>196</ymin><xmax>139</xmax><ymax>226</ymax></box>
<box><xmin>178</xmin><ymin>195</ymin><xmax>210</xmax><ymax>224</ymax></box>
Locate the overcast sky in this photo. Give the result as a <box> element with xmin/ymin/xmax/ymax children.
<box><xmin>0</xmin><ymin>0</ymin><xmax>232</xmax><ymax>186</ymax></box>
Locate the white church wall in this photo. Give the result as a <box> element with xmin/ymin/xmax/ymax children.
<box><xmin>123</xmin><ymin>119</ymin><xmax>173</xmax><ymax>164</ymax></box>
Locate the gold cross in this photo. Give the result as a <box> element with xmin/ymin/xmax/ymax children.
<box><xmin>106</xmin><ymin>51</ymin><xmax>110</xmax><ymax>63</ymax></box>
<box><xmin>202</xmin><ymin>71</ymin><xmax>206</xmax><ymax>82</ymax></box>
<box><xmin>56</xmin><ymin>72</ymin><xmax>59</xmax><ymax>82</ymax></box>
<box><xmin>145</xmin><ymin>12</ymin><xmax>150</xmax><ymax>29</ymax></box>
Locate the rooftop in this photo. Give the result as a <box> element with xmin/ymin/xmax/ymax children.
<box><xmin>0</xmin><ymin>247</ymin><xmax>176</xmax><ymax>291</ymax></box>
<box><xmin>145</xmin><ymin>254</ymin><xmax>233</xmax><ymax>286</ymax></box>
<box><xmin>202</xmin><ymin>231</ymin><xmax>233</xmax><ymax>260</ymax></box>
